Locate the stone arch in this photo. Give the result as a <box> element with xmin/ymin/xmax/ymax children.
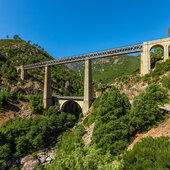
<box><xmin>16</xmin><ymin>68</ymin><xmax>21</xmax><ymax>74</ymax></box>
<box><xmin>149</xmin><ymin>44</ymin><xmax>164</xmax><ymax>51</ymax></box>
<box><xmin>60</xmin><ymin>100</ymin><xmax>83</xmax><ymax>118</ymax></box>
<box><xmin>149</xmin><ymin>44</ymin><xmax>164</xmax><ymax>68</ymax></box>
<box><xmin>15</xmin><ymin>66</ymin><xmax>28</xmax><ymax>80</ymax></box>
<box><xmin>141</xmin><ymin>37</ymin><xmax>170</xmax><ymax>76</ymax></box>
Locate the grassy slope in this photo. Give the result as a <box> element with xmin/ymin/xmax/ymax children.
<box><xmin>92</xmin><ymin>55</ymin><xmax>140</xmax><ymax>84</ymax></box>
<box><xmin>67</xmin><ymin>54</ymin><xmax>140</xmax><ymax>87</ymax></box>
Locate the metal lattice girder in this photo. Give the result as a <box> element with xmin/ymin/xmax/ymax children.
<box><xmin>23</xmin><ymin>43</ymin><xmax>143</xmax><ymax>69</ymax></box>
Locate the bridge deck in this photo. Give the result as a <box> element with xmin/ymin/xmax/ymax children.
<box><xmin>23</xmin><ymin>43</ymin><xmax>142</xmax><ymax>70</ymax></box>
<box><xmin>54</xmin><ymin>96</ymin><xmax>84</xmax><ymax>101</ymax></box>
<box><xmin>54</xmin><ymin>96</ymin><xmax>96</xmax><ymax>101</ymax></box>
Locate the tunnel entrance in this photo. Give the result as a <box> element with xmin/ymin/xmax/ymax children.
<box><xmin>61</xmin><ymin>100</ymin><xmax>82</xmax><ymax>119</ymax></box>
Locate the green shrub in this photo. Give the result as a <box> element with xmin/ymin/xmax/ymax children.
<box><xmin>11</xmin><ymin>91</ymin><xmax>27</xmax><ymax>101</ymax></box>
<box><xmin>47</xmin><ymin>146</ymin><xmax>118</xmax><ymax>170</ymax></box>
<box><xmin>78</xmin><ymin>113</ymin><xmax>83</xmax><ymax>122</ymax></box>
<box><xmin>135</xmin><ymin>75</ymin><xmax>141</xmax><ymax>82</ymax></box>
<box><xmin>91</xmin><ymin>86</ymin><xmax>134</xmax><ymax>155</ymax></box>
<box><xmin>160</xmin><ymin>75</ymin><xmax>170</xmax><ymax>89</ymax></box>
<box><xmin>130</xmin><ymin>83</ymin><xmax>169</xmax><ymax>131</ymax></box>
<box><xmin>143</xmin><ymin>73</ymin><xmax>151</xmax><ymax>82</ymax></box>
<box><xmin>43</xmin><ymin>132</ymin><xmax>119</xmax><ymax>170</ymax></box>
<box><xmin>56</xmin><ymin>131</ymin><xmax>84</xmax><ymax>154</ymax></box>
<box><xmin>83</xmin><ymin>96</ymin><xmax>102</xmax><ymax>126</ymax></box>
<box><xmin>122</xmin><ymin>136</ymin><xmax>170</xmax><ymax>170</ymax></box>
<box><xmin>83</xmin><ymin>113</ymin><xmax>96</xmax><ymax>126</ymax></box>
<box><xmin>29</xmin><ymin>94</ymin><xmax>43</xmax><ymax>114</ymax></box>
<box><xmin>152</xmin><ymin>59</ymin><xmax>170</xmax><ymax>77</ymax></box>
<box><xmin>74</xmin><ymin>125</ymin><xmax>85</xmax><ymax>137</ymax></box>
<box><xmin>0</xmin><ymin>86</ymin><xmax>10</xmax><ymax>108</ymax></box>
<box><xmin>44</xmin><ymin>106</ymin><xmax>58</xmax><ymax>117</ymax></box>
<box><xmin>0</xmin><ymin>107</ymin><xmax>75</xmax><ymax>163</ymax></box>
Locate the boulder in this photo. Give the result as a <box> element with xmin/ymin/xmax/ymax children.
<box><xmin>20</xmin><ymin>155</ymin><xmax>34</xmax><ymax>165</ymax></box>
<box><xmin>22</xmin><ymin>159</ymin><xmax>40</xmax><ymax>170</ymax></box>
<box><xmin>39</xmin><ymin>156</ymin><xmax>46</xmax><ymax>164</ymax></box>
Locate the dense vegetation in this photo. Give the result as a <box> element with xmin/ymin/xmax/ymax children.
<box><xmin>0</xmin><ymin>106</ymin><xmax>76</xmax><ymax>164</ymax></box>
<box><xmin>0</xmin><ymin>38</ymin><xmax>83</xmax><ymax>96</ymax></box>
<box><xmin>68</xmin><ymin>54</ymin><xmax>140</xmax><ymax>87</ymax></box>
<box><xmin>29</xmin><ymin>94</ymin><xmax>43</xmax><ymax>114</ymax></box>
<box><xmin>122</xmin><ymin>136</ymin><xmax>170</xmax><ymax>170</ymax></box>
<box><xmin>87</xmin><ymin>83</ymin><xmax>168</xmax><ymax>154</ymax></box>
<box><xmin>142</xmin><ymin>59</ymin><xmax>170</xmax><ymax>89</ymax></box>
<box><xmin>0</xmin><ymin>37</ymin><xmax>169</xmax><ymax>169</ymax></box>
<box><xmin>37</xmin><ymin>83</ymin><xmax>169</xmax><ymax>170</ymax></box>
<box><xmin>92</xmin><ymin>55</ymin><xmax>140</xmax><ymax>85</ymax></box>
<box><xmin>91</xmin><ymin>86</ymin><xmax>133</xmax><ymax>155</ymax></box>
<box><xmin>0</xmin><ymin>86</ymin><xmax>10</xmax><ymax>110</ymax></box>
<box><xmin>130</xmin><ymin>83</ymin><xmax>169</xmax><ymax>131</ymax></box>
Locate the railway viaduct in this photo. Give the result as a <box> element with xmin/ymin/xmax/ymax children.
<box><xmin>16</xmin><ymin>37</ymin><xmax>170</xmax><ymax>114</ymax></box>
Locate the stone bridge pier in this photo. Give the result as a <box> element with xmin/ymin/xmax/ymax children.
<box><xmin>43</xmin><ymin>66</ymin><xmax>52</xmax><ymax>110</ymax></box>
<box><xmin>43</xmin><ymin>59</ymin><xmax>93</xmax><ymax>113</ymax></box>
<box><xmin>83</xmin><ymin>59</ymin><xmax>93</xmax><ymax>114</ymax></box>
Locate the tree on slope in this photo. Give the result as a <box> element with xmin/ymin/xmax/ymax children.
<box><xmin>91</xmin><ymin>86</ymin><xmax>134</xmax><ymax>155</ymax></box>
<box><xmin>130</xmin><ymin>83</ymin><xmax>169</xmax><ymax>131</ymax></box>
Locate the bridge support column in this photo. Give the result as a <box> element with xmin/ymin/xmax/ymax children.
<box><xmin>43</xmin><ymin>66</ymin><xmax>52</xmax><ymax>110</ymax></box>
<box><xmin>140</xmin><ymin>42</ymin><xmax>150</xmax><ymax>76</ymax></box>
<box><xmin>164</xmin><ymin>44</ymin><xmax>169</xmax><ymax>61</ymax></box>
<box><xmin>83</xmin><ymin>59</ymin><xmax>93</xmax><ymax>114</ymax></box>
<box><xmin>21</xmin><ymin>66</ymin><xmax>28</xmax><ymax>80</ymax></box>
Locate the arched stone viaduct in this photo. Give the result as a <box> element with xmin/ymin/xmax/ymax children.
<box><xmin>16</xmin><ymin>37</ymin><xmax>170</xmax><ymax>114</ymax></box>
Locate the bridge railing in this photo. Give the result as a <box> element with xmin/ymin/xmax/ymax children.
<box><xmin>23</xmin><ymin>43</ymin><xmax>143</xmax><ymax>70</ymax></box>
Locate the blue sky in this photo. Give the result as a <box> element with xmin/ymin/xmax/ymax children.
<box><xmin>0</xmin><ymin>0</ymin><xmax>170</xmax><ymax>59</ymax></box>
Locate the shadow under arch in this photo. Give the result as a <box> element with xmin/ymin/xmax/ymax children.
<box><xmin>61</xmin><ymin>100</ymin><xmax>82</xmax><ymax>119</ymax></box>
<box><xmin>150</xmin><ymin>44</ymin><xmax>164</xmax><ymax>69</ymax></box>
<box><xmin>18</xmin><ymin>69</ymin><xmax>21</xmax><ymax>74</ymax></box>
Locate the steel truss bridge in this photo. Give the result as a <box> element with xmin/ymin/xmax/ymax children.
<box><xmin>23</xmin><ymin>43</ymin><xmax>143</xmax><ymax>70</ymax></box>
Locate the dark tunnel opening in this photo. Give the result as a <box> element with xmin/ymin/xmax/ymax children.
<box><xmin>62</xmin><ymin>100</ymin><xmax>82</xmax><ymax>120</ymax></box>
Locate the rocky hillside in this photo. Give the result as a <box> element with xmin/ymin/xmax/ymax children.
<box><xmin>0</xmin><ymin>38</ymin><xmax>84</xmax><ymax>128</ymax></box>
<box><xmin>0</xmin><ymin>38</ymin><xmax>83</xmax><ymax>96</ymax></box>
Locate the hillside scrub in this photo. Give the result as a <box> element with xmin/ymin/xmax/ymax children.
<box><xmin>130</xmin><ymin>83</ymin><xmax>169</xmax><ymax>131</ymax></box>
<box><xmin>39</xmin><ymin>128</ymin><xmax>118</xmax><ymax>170</ymax></box>
<box><xmin>160</xmin><ymin>75</ymin><xmax>170</xmax><ymax>89</ymax></box>
<box><xmin>29</xmin><ymin>93</ymin><xmax>43</xmax><ymax>114</ymax></box>
<box><xmin>142</xmin><ymin>59</ymin><xmax>170</xmax><ymax>85</ymax></box>
<box><xmin>92</xmin><ymin>55</ymin><xmax>140</xmax><ymax>85</ymax></box>
<box><xmin>85</xmin><ymin>84</ymin><xmax>169</xmax><ymax>156</ymax></box>
<box><xmin>0</xmin><ymin>106</ymin><xmax>75</xmax><ymax>164</ymax></box>
<box><xmin>0</xmin><ymin>86</ymin><xmax>10</xmax><ymax>109</ymax></box>
<box><xmin>152</xmin><ymin>59</ymin><xmax>170</xmax><ymax>77</ymax></box>
<box><xmin>91</xmin><ymin>86</ymin><xmax>134</xmax><ymax>155</ymax></box>
<box><xmin>36</xmin><ymin>84</ymin><xmax>169</xmax><ymax>169</ymax></box>
<box><xmin>122</xmin><ymin>136</ymin><xmax>170</xmax><ymax>170</ymax></box>
<box><xmin>0</xmin><ymin>39</ymin><xmax>83</xmax><ymax>96</ymax></box>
